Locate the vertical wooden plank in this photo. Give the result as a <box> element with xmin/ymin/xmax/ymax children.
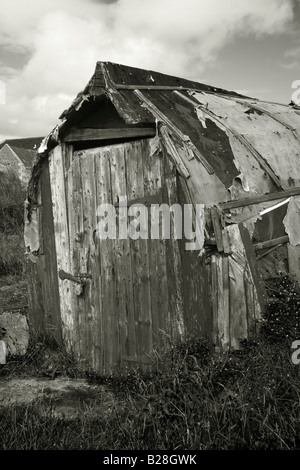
<box><xmin>211</xmin><ymin>254</ymin><xmax>218</xmax><ymax>346</ymax></box>
<box><xmin>211</xmin><ymin>207</ymin><xmax>224</xmax><ymax>252</ymax></box>
<box><xmin>89</xmin><ymin>150</ymin><xmax>104</xmax><ymax>374</ymax></box>
<box><xmin>287</xmin><ymin>244</ymin><xmax>300</xmax><ymax>285</ymax></box>
<box><xmin>95</xmin><ymin>147</ymin><xmax>115</xmax><ymax>375</ymax></box>
<box><xmin>238</xmin><ymin>223</ymin><xmax>266</xmax><ymax>312</ymax></box>
<box><xmin>244</xmin><ymin>269</ymin><xmax>256</xmax><ymax>336</ymax></box>
<box><xmin>48</xmin><ymin>145</ymin><xmax>74</xmax><ymax>351</ymax></box>
<box><xmin>177</xmin><ymin>175</ymin><xmax>212</xmax><ymax>340</ymax></box>
<box><xmin>142</xmin><ymin>139</ymin><xmax>169</xmax><ymax>350</ymax></box>
<box><xmin>62</xmin><ymin>144</ymin><xmax>73</xmax><ymax>231</ymax></box>
<box><xmin>222</xmin><ymin>229</ymin><xmax>231</xmax><ymax>254</ymax></box>
<box><xmin>238</xmin><ymin>222</ymin><xmax>265</xmax><ymax>334</ymax></box>
<box><xmin>164</xmin><ymin>174</ymin><xmax>185</xmax><ymax>342</ymax></box>
<box><xmin>226</xmin><ymin>224</ymin><xmax>266</xmax><ymax>348</ymax></box>
<box><xmin>110</xmin><ymin>144</ymin><xmax>136</xmax><ymax>371</ymax></box>
<box><xmin>125</xmin><ymin>140</ymin><xmax>153</xmax><ymax>361</ymax></box>
<box><xmin>31</xmin><ymin>173</ymin><xmax>46</xmax><ymax>334</ymax></box>
<box><xmin>217</xmin><ymin>256</ymin><xmax>230</xmax><ymax>350</ymax></box>
<box><xmin>80</xmin><ymin>150</ymin><xmax>98</xmax><ymax>370</ymax></box>
<box><xmin>222</xmin><ymin>256</ymin><xmax>230</xmax><ymax>349</ymax></box>
<box><xmin>108</xmin><ymin>146</ymin><xmax>123</xmax><ymax>372</ymax></box>
<box><xmin>63</xmin><ymin>143</ymin><xmax>73</xmax><ymax>173</ymax></box>
<box><xmin>161</xmin><ymin>149</ymin><xmax>184</xmax><ymax>343</ymax></box>
<box><xmin>39</xmin><ymin>161</ymin><xmax>62</xmax><ymax>340</ymax></box>
<box><xmin>68</xmin><ymin>152</ymin><xmax>85</xmax><ymax>365</ymax></box>
<box><xmin>228</xmin><ymin>253</ymin><xmax>248</xmax><ymax>349</ymax></box>
<box><xmin>215</xmin><ymin>255</ymin><xmax>223</xmax><ymax>349</ymax></box>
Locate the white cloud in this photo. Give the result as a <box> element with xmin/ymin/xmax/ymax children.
<box><xmin>285</xmin><ymin>45</ymin><xmax>300</xmax><ymax>58</ymax></box>
<box><xmin>0</xmin><ymin>0</ymin><xmax>295</xmax><ymax>138</ymax></box>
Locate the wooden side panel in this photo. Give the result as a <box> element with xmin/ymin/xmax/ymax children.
<box><xmin>110</xmin><ymin>145</ymin><xmax>136</xmax><ymax>370</ymax></box>
<box><xmin>48</xmin><ymin>145</ymin><xmax>74</xmax><ymax>350</ymax></box>
<box><xmin>142</xmin><ymin>139</ymin><xmax>169</xmax><ymax>349</ymax></box>
<box><xmin>26</xmin><ymin>159</ymin><xmax>62</xmax><ymax>340</ymax></box>
<box><xmin>210</xmin><ymin>222</ymin><xmax>264</xmax><ymax>350</ymax></box>
<box><xmin>125</xmin><ymin>141</ymin><xmax>153</xmax><ymax>360</ymax></box>
<box><xmin>225</xmin><ymin>224</ymin><xmax>262</xmax><ymax>348</ymax></box>
<box><xmin>211</xmin><ymin>254</ymin><xmax>230</xmax><ymax>349</ymax></box>
<box><xmin>177</xmin><ymin>176</ymin><xmax>212</xmax><ymax>340</ymax></box>
<box><xmin>179</xmin><ymin>240</ymin><xmax>212</xmax><ymax>339</ymax></box>
<box><xmin>217</xmin><ymin>256</ymin><xmax>230</xmax><ymax>349</ymax></box>
<box><xmin>211</xmin><ymin>255</ymin><xmax>218</xmax><ymax>345</ymax></box>
<box><xmin>162</xmin><ymin>157</ymin><xmax>185</xmax><ymax>342</ymax></box>
<box><xmin>226</xmin><ymin>225</ymin><xmax>249</xmax><ymax>349</ymax></box>
<box><xmin>79</xmin><ymin>151</ymin><xmax>98</xmax><ymax>369</ymax></box>
<box><xmin>38</xmin><ymin>161</ymin><xmax>62</xmax><ymax>338</ymax></box>
<box><xmin>67</xmin><ymin>152</ymin><xmax>84</xmax><ymax>363</ymax></box>
<box><xmin>95</xmin><ymin>148</ymin><xmax>116</xmax><ymax>374</ymax></box>
<box><xmin>228</xmin><ymin>253</ymin><xmax>248</xmax><ymax>349</ymax></box>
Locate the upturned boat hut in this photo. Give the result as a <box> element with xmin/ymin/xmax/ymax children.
<box><xmin>25</xmin><ymin>62</ymin><xmax>300</xmax><ymax>374</ymax></box>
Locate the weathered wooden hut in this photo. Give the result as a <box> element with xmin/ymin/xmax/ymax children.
<box><xmin>25</xmin><ymin>62</ymin><xmax>300</xmax><ymax>375</ymax></box>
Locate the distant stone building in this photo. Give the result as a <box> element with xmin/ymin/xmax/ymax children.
<box><xmin>0</xmin><ymin>137</ymin><xmax>43</xmax><ymax>185</ymax></box>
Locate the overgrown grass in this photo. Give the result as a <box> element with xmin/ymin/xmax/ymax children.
<box><xmin>1</xmin><ymin>275</ymin><xmax>300</xmax><ymax>450</ymax></box>
<box><xmin>0</xmin><ymin>229</ymin><xmax>25</xmax><ymax>275</ymax></box>
<box><xmin>0</xmin><ymin>202</ymin><xmax>26</xmax><ymax>276</ymax></box>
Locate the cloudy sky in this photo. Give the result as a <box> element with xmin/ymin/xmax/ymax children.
<box><xmin>0</xmin><ymin>0</ymin><xmax>299</xmax><ymax>142</ymax></box>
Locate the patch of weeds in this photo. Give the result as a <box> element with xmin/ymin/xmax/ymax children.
<box><xmin>0</xmin><ymin>331</ymin><xmax>85</xmax><ymax>380</ymax></box>
<box><xmin>262</xmin><ymin>275</ymin><xmax>300</xmax><ymax>344</ymax></box>
<box><xmin>1</xmin><ymin>274</ymin><xmax>300</xmax><ymax>450</ymax></box>
<box><xmin>0</xmin><ymin>201</ymin><xmax>26</xmax><ymax>276</ymax></box>
<box><xmin>0</xmin><ymin>401</ymin><xmax>108</xmax><ymax>450</ymax></box>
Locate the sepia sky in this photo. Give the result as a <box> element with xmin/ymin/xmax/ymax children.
<box><xmin>0</xmin><ymin>0</ymin><xmax>299</xmax><ymax>141</ymax></box>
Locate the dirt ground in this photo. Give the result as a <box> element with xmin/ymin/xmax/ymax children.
<box><xmin>0</xmin><ymin>376</ymin><xmax>116</xmax><ymax>418</ymax></box>
<box><xmin>0</xmin><ymin>275</ymin><xmax>115</xmax><ymax>418</ymax></box>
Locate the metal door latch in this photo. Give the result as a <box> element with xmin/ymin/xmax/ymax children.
<box><xmin>58</xmin><ymin>269</ymin><xmax>92</xmax><ymax>296</ymax></box>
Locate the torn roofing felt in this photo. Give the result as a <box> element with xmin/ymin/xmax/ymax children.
<box><xmin>28</xmin><ymin>61</ymin><xmax>300</xmax><ymax>217</ymax></box>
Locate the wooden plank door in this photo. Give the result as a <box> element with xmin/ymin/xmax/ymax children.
<box><xmin>67</xmin><ymin>138</ymin><xmax>176</xmax><ymax>375</ymax></box>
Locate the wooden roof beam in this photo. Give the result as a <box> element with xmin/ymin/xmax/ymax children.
<box><xmin>62</xmin><ymin>127</ymin><xmax>156</xmax><ymax>143</ymax></box>
<box><xmin>220</xmin><ymin>186</ymin><xmax>300</xmax><ymax>210</ymax></box>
